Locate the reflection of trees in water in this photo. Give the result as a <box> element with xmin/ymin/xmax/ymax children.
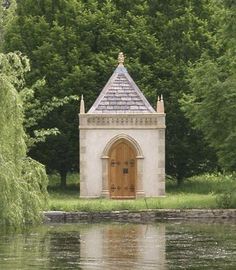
<box><xmin>48</xmin><ymin>231</ymin><xmax>81</xmax><ymax>269</ymax></box>
<box><xmin>0</xmin><ymin>228</ymin><xmax>50</xmax><ymax>269</ymax></box>
<box><xmin>165</xmin><ymin>222</ymin><xmax>236</xmax><ymax>269</ymax></box>
<box><xmin>0</xmin><ymin>226</ymin><xmax>82</xmax><ymax>269</ymax></box>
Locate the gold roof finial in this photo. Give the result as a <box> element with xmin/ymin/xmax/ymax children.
<box><xmin>118</xmin><ymin>52</ymin><xmax>125</xmax><ymax>65</ymax></box>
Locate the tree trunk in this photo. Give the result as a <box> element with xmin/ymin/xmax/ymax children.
<box><xmin>177</xmin><ymin>177</ymin><xmax>183</xmax><ymax>187</ymax></box>
<box><xmin>60</xmin><ymin>171</ymin><xmax>67</xmax><ymax>188</ymax></box>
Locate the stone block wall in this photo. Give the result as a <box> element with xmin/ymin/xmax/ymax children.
<box><xmin>44</xmin><ymin>209</ymin><xmax>236</xmax><ymax>223</ymax></box>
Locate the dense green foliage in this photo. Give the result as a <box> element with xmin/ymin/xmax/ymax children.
<box><xmin>181</xmin><ymin>1</ymin><xmax>236</xmax><ymax>171</ymax></box>
<box><xmin>146</xmin><ymin>0</ymin><xmax>221</xmax><ymax>180</ymax></box>
<box><xmin>22</xmin><ymin>80</ymin><xmax>79</xmax><ymax>150</ymax></box>
<box><xmin>3</xmin><ymin>0</ymin><xmax>226</xmax><ymax>184</ymax></box>
<box><xmin>0</xmin><ymin>0</ymin><xmax>16</xmax><ymax>49</ymax></box>
<box><xmin>0</xmin><ymin>52</ymin><xmax>48</xmax><ymax>227</ymax></box>
<box><xmin>1</xmin><ymin>0</ymin><xmax>79</xmax><ymax>161</ymax></box>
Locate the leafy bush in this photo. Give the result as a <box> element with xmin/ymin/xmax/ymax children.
<box><xmin>168</xmin><ymin>173</ymin><xmax>236</xmax><ymax>195</ymax></box>
<box><xmin>216</xmin><ymin>190</ymin><xmax>236</xmax><ymax>208</ymax></box>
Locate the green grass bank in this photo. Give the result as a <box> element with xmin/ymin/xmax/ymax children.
<box><xmin>47</xmin><ymin>173</ymin><xmax>236</xmax><ymax>212</ymax></box>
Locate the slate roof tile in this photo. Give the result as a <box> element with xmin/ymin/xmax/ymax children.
<box><xmin>88</xmin><ymin>62</ymin><xmax>155</xmax><ymax>114</ymax></box>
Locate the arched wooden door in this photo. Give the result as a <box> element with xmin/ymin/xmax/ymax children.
<box><xmin>109</xmin><ymin>140</ymin><xmax>136</xmax><ymax>199</ymax></box>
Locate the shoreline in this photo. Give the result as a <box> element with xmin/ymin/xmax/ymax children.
<box><xmin>44</xmin><ymin>209</ymin><xmax>236</xmax><ymax>223</ymax></box>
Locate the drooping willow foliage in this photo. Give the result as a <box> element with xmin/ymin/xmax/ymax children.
<box><xmin>0</xmin><ymin>52</ymin><xmax>48</xmax><ymax>227</ymax></box>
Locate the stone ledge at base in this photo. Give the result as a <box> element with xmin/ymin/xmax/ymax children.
<box><xmin>43</xmin><ymin>209</ymin><xmax>236</xmax><ymax>223</ymax></box>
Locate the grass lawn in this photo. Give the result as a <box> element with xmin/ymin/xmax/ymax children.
<box><xmin>47</xmin><ymin>173</ymin><xmax>236</xmax><ymax>211</ymax></box>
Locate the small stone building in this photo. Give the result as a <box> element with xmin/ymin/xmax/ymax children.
<box><xmin>79</xmin><ymin>53</ymin><xmax>166</xmax><ymax>198</ymax></box>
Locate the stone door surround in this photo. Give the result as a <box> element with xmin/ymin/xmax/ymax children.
<box><xmin>101</xmin><ymin>134</ymin><xmax>145</xmax><ymax>198</ymax></box>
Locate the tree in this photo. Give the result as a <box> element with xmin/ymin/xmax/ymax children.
<box><xmin>0</xmin><ymin>52</ymin><xmax>48</xmax><ymax>227</ymax></box>
<box><xmin>2</xmin><ymin>1</ymin><xmax>80</xmax><ymax>187</ymax></box>
<box><xmin>144</xmin><ymin>0</ymin><xmax>221</xmax><ymax>181</ymax></box>
<box><xmin>21</xmin><ymin>80</ymin><xmax>78</xmax><ymax>150</ymax></box>
<box><xmin>181</xmin><ymin>1</ymin><xmax>236</xmax><ymax>171</ymax></box>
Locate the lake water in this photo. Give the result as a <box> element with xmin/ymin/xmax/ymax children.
<box><xmin>0</xmin><ymin>221</ymin><xmax>235</xmax><ymax>269</ymax></box>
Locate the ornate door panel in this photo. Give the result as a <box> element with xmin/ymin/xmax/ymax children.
<box><xmin>109</xmin><ymin>141</ymin><xmax>136</xmax><ymax>198</ymax></box>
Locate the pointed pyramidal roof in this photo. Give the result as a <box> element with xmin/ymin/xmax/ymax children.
<box><xmin>88</xmin><ymin>53</ymin><xmax>155</xmax><ymax>114</ymax></box>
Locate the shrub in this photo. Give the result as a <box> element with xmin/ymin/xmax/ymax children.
<box><xmin>216</xmin><ymin>190</ymin><xmax>236</xmax><ymax>208</ymax></box>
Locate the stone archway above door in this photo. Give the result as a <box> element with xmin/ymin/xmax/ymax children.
<box><xmin>102</xmin><ymin>134</ymin><xmax>144</xmax><ymax>158</ymax></box>
<box><xmin>101</xmin><ymin>134</ymin><xmax>145</xmax><ymax>198</ymax></box>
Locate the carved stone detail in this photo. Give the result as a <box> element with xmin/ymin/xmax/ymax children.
<box><xmin>80</xmin><ymin>114</ymin><xmax>165</xmax><ymax>129</ymax></box>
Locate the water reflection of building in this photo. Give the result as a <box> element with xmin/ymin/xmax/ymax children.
<box><xmin>80</xmin><ymin>223</ymin><xmax>166</xmax><ymax>269</ymax></box>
